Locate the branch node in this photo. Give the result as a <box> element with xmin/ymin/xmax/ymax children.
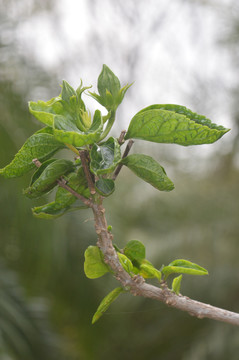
<box><xmin>133</xmin><ymin>275</ymin><xmax>145</xmax><ymax>285</ymax></box>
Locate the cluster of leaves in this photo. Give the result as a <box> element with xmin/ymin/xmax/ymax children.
<box><xmin>0</xmin><ymin>64</ymin><xmax>229</xmax><ymax>323</ymax></box>
<box><xmin>84</xmin><ymin>240</ymin><xmax>208</xmax><ymax>323</ymax></box>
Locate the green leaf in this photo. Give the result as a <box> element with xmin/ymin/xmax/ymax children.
<box><xmin>29</xmin><ymin>82</ymin><xmax>93</xmax><ymax>132</ymax></box>
<box><xmin>23</xmin><ymin>159</ymin><xmax>75</xmax><ymax>199</ymax></box>
<box><xmin>0</xmin><ymin>132</ymin><xmax>64</xmax><ymax>178</ymax></box>
<box><xmin>117</xmin><ymin>252</ymin><xmax>133</xmax><ymax>274</ymax></box>
<box><xmin>89</xmin><ymin>64</ymin><xmax>132</xmax><ymax>111</ymax></box>
<box><xmin>61</xmin><ymin>80</ymin><xmax>76</xmax><ymax>103</ymax></box>
<box><xmin>95</xmin><ymin>178</ymin><xmax>115</xmax><ymax>196</ymax></box>
<box><xmin>162</xmin><ymin>259</ymin><xmax>208</xmax><ymax>279</ymax></box>
<box><xmin>30</xmin><ymin>158</ymin><xmax>56</xmax><ymax>185</ymax></box>
<box><xmin>84</xmin><ymin>246</ymin><xmax>110</xmax><ymax>279</ymax></box>
<box><xmin>35</xmin><ymin>126</ymin><xmax>55</xmax><ymax>134</ymax></box>
<box><xmin>53</xmin><ymin>110</ymin><xmax>103</xmax><ymax>147</ymax></box>
<box><xmin>98</xmin><ymin>64</ymin><xmax>121</xmax><ymax>99</ymax></box>
<box><xmin>125</xmin><ymin>104</ymin><xmax>230</xmax><ymax>146</ymax></box>
<box><xmin>172</xmin><ymin>275</ymin><xmax>182</xmax><ymax>295</ymax></box>
<box><xmin>124</xmin><ymin>240</ymin><xmax>146</xmax><ymax>262</ymax></box>
<box><xmin>121</xmin><ymin>154</ymin><xmax>174</xmax><ymax>192</ymax></box>
<box><xmin>138</xmin><ymin>263</ymin><xmax>161</xmax><ymax>281</ymax></box>
<box><xmin>32</xmin><ymin>169</ymin><xmax>90</xmax><ymax>219</ymax></box>
<box><xmin>92</xmin><ymin>287</ymin><xmax>124</xmax><ymax>324</ymax></box>
<box><xmin>29</xmin><ymin>96</ymin><xmax>68</xmax><ymax>127</ymax></box>
<box><xmin>117</xmin><ymin>83</ymin><xmax>133</xmax><ymax>106</ymax></box>
<box><xmin>32</xmin><ymin>201</ymin><xmax>86</xmax><ymax>219</ymax></box>
<box><xmin>90</xmin><ymin>137</ymin><xmax>121</xmax><ymax>175</ymax></box>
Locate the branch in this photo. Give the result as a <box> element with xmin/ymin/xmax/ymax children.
<box><xmin>91</xmin><ymin>201</ymin><xmax>239</xmax><ymax>326</ymax></box>
<box><xmin>118</xmin><ymin>130</ymin><xmax>126</xmax><ymax>145</ymax></box>
<box><xmin>57</xmin><ymin>177</ymin><xmax>92</xmax><ymax>207</ymax></box>
<box><xmin>113</xmin><ymin>139</ymin><xmax>134</xmax><ymax>180</ymax></box>
<box><xmin>79</xmin><ymin>150</ymin><xmax>96</xmax><ymax>195</ymax></box>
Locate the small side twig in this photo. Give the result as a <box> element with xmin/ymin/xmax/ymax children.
<box><xmin>57</xmin><ymin>177</ymin><xmax>92</xmax><ymax>207</ymax></box>
<box><xmin>113</xmin><ymin>139</ymin><xmax>134</xmax><ymax>180</ymax></box>
<box><xmin>118</xmin><ymin>130</ymin><xmax>126</xmax><ymax>145</ymax></box>
<box><xmin>79</xmin><ymin>150</ymin><xmax>96</xmax><ymax>195</ymax></box>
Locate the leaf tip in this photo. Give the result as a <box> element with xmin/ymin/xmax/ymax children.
<box><xmin>91</xmin><ymin>314</ymin><xmax>99</xmax><ymax>324</ymax></box>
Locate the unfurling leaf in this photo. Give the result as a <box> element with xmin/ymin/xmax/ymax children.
<box><xmin>92</xmin><ymin>287</ymin><xmax>125</xmax><ymax>324</ymax></box>
<box><xmin>138</xmin><ymin>263</ymin><xmax>161</xmax><ymax>281</ymax></box>
<box><xmin>117</xmin><ymin>252</ymin><xmax>134</xmax><ymax>274</ymax></box>
<box><xmin>124</xmin><ymin>240</ymin><xmax>146</xmax><ymax>262</ymax></box>
<box><xmin>162</xmin><ymin>259</ymin><xmax>208</xmax><ymax>279</ymax></box>
<box><xmin>121</xmin><ymin>154</ymin><xmax>174</xmax><ymax>191</ymax></box>
<box><xmin>53</xmin><ymin>110</ymin><xmax>103</xmax><ymax>147</ymax></box>
<box><xmin>0</xmin><ymin>131</ymin><xmax>64</xmax><ymax>178</ymax></box>
<box><xmin>29</xmin><ymin>96</ymin><xmax>68</xmax><ymax>127</ymax></box>
<box><xmin>95</xmin><ymin>178</ymin><xmax>115</xmax><ymax>196</ymax></box>
<box><xmin>125</xmin><ymin>104</ymin><xmax>229</xmax><ymax>146</ymax></box>
<box><xmin>30</xmin><ymin>158</ymin><xmax>56</xmax><ymax>185</ymax></box>
<box><xmin>84</xmin><ymin>246</ymin><xmax>110</xmax><ymax>279</ymax></box>
<box><xmin>29</xmin><ymin>80</ymin><xmax>105</xmax><ymax>145</ymax></box>
<box><xmin>23</xmin><ymin>159</ymin><xmax>74</xmax><ymax>199</ymax></box>
<box><xmin>90</xmin><ymin>137</ymin><xmax>121</xmax><ymax>175</ymax></box>
<box><xmin>172</xmin><ymin>275</ymin><xmax>182</xmax><ymax>295</ymax></box>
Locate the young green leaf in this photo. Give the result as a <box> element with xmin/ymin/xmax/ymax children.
<box><xmin>29</xmin><ymin>81</ymin><xmax>93</xmax><ymax>133</ymax></box>
<box><xmin>89</xmin><ymin>64</ymin><xmax>132</xmax><ymax>111</ymax></box>
<box><xmin>121</xmin><ymin>154</ymin><xmax>174</xmax><ymax>192</ymax></box>
<box><xmin>90</xmin><ymin>137</ymin><xmax>121</xmax><ymax>175</ymax></box>
<box><xmin>23</xmin><ymin>159</ymin><xmax>75</xmax><ymax>199</ymax></box>
<box><xmin>125</xmin><ymin>105</ymin><xmax>229</xmax><ymax>146</ymax></box>
<box><xmin>98</xmin><ymin>64</ymin><xmax>121</xmax><ymax>99</ymax></box>
<box><xmin>92</xmin><ymin>287</ymin><xmax>124</xmax><ymax>324</ymax></box>
<box><xmin>84</xmin><ymin>246</ymin><xmax>110</xmax><ymax>279</ymax></box>
<box><xmin>35</xmin><ymin>126</ymin><xmax>55</xmax><ymax>134</ymax></box>
<box><xmin>95</xmin><ymin>178</ymin><xmax>115</xmax><ymax>196</ymax></box>
<box><xmin>138</xmin><ymin>263</ymin><xmax>161</xmax><ymax>281</ymax></box>
<box><xmin>29</xmin><ymin>96</ymin><xmax>68</xmax><ymax>127</ymax></box>
<box><xmin>32</xmin><ymin>201</ymin><xmax>86</xmax><ymax>219</ymax></box>
<box><xmin>0</xmin><ymin>132</ymin><xmax>65</xmax><ymax>178</ymax></box>
<box><xmin>30</xmin><ymin>159</ymin><xmax>56</xmax><ymax>185</ymax></box>
<box><xmin>53</xmin><ymin>110</ymin><xmax>103</xmax><ymax>147</ymax></box>
<box><xmin>162</xmin><ymin>259</ymin><xmax>208</xmax><ymax>279</ymax></box>
<box><xmin>61</xmin><ymin>80</ymin><xmax>76</xmax><ymax>103</ymax></box>
<box><xmin>123</xmin><ymin>240</ymin><xmax>146</xmax><ymax>262</ymax></box>
<box><xmin>117</xmin><ymin>252</ymin><xmax>134</xmax><ymax>274</ymax></box>
<box><xmin>32</xmin><ymin>169</ymin><xmax>90</xmax><ymax>219</ymax></box>
<box><xmin>172</xmin><ymin>275</ymin><xmax>183</xmax><ymax>295</ymax></box>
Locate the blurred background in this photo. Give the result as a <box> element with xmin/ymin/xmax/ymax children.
<box><xmin>0</xmin><ymin>0</ymin><xmax>239</xmax><ymax>359</ymax></box>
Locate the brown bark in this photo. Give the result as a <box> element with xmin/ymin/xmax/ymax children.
<box><xmin>91</xmin><ymin>200</ymin><xmax>239</xmax><ymax>326</ymax></box>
